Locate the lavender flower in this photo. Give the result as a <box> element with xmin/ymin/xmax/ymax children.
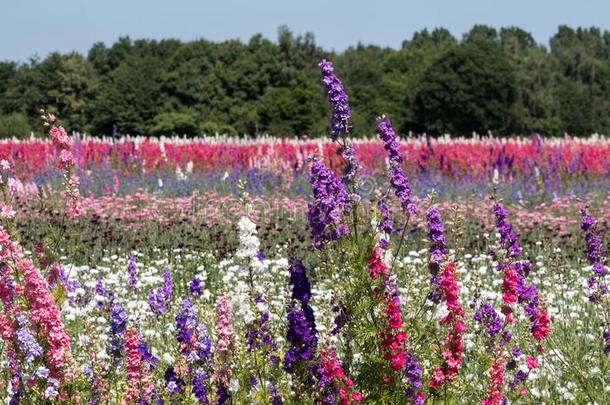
<box><xmin>176</xmin><ymin>299</ymin><xmax>198</xmax><ymax>356</ymax></box>
<box><xmin>15</xmin><ymin>315</ymin><xmax>42</xmax><ymax>363</ymax></box>
<box><xmin>319</xmin><ymin>59</ymin><xmax>351</xmax><ymax>140</ymax></box>
<box><xmin>307</xmin><ymin>160</ymin><xmax>351</xmax><ymax>249</ymax></box>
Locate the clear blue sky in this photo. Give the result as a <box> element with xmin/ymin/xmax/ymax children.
<box><xmin>2</xmin><ymin>0</ymin><xmax>608</xmax><ymax>62</ymax></box>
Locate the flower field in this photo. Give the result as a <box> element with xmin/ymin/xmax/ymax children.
<box><xmin>0</xmin><ymin>60</ymin><xmax>608</xmax><ymax>404</ymax></box>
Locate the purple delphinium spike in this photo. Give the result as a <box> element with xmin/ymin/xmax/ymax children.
<box><xmin>318</xmin><ymin>59</ymin><xmax>351</xmax><ymax>140</ymax></box>
<box><xmin>284</xmin><ymin>259</ymin><xmax>318</xmax><ymax>372</ymax></box>
<box><xmin>580</xmin><ymin>208</ymin><xmax>607</xmax><ymax>281</ymax></box>
<box><xmin>127</xmin><ymin>255</ymin><xmax>137</xmax><ymax>289</ymax></box>
<box><xmin>377</xmin><ymin>198</ymin><xmax>393</xmax><ymax>236</ymax></box>
<box><xmin>190</xmin><ymin>277</ymin><xmax>202</xmax><ymax>296</ymax></box>
<box><xmin>307</xmin><ymin>160</ymin><xmax>351</xmax><ymax>249</ymax></box>
<box><xmin>492</xmin><ymin>202</ymin><xmax>522</xmax><ymax>259</ymax></box>
<box><xmin>377</xmin><ymin>117</ymin><xmax>416</xmax><ymax>216</ymax></box>
<box><xmin>15</xmin><ymin>315</ymin><xmax>43</xmax><ymax>364</ymax></box>
<box><xmin>426</xmin><ymin>206</ymin><xmax>447</xmax><ymax>263</ymax></box>
<box><xmin>149</xmin><ymin>270</ymin><xmax>173</xmax><ymax>315</ymax></box>
<box><xmin>474</xmin><ymin>302</ymin><xmax>503</xmax><ymax>339</ymax></box>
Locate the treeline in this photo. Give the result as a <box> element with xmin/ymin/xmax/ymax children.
<box><xmin>1</xmin><ymin>25</ymin><xmax>610</xmax><ymax>137</ymax></box>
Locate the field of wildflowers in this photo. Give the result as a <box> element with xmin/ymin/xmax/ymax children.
<box><xmin>0</xmin><ymin>59</ymin><xmax>608</xmax><ymax>404</ymax></box>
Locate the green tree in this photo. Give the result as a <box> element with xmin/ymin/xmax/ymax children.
<box><xmin>413</xmin><ymin>40</ymin><xmax>518</xmax><ymax>135</ymax></box>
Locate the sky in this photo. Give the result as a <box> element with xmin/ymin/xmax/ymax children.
<box><xmin>1</xmin><ymin>0</ymin><xmax>609</xmax><ymax>62</ymax></box>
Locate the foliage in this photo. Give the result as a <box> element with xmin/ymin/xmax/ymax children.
<box><xmin>2</xmin><ymin>26</ymin><xmax>610</xmax><ymax>136</ymax></box>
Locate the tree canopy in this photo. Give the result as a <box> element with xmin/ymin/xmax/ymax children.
<box><xmin>1</xmin><ymin>25</ymin><xmax>609</xmax><ymax>137</ymax></box>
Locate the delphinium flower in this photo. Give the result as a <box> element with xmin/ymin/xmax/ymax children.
<box><xmin>7</xmin><ymin>347</ymin><xmax>24</xmax><ymax>404</ymax></box>
<box><xmin>148</xmin><ymin>269</ymin><xmax>173</xmax><ymax>315</ymax></box>
<box><xmin>41</xmin><ymin>111</ymin><xmax>84</xmax><ymax>218</ymax></box>
<box><xmin>236</xmin><ymin>216</ymin><xmax>260</xmax><ymax>262</ymax></box>
<box><xmin>165</xmin><ymin>366</ymin><xmax>185</xmax><ymax>396</ymax></box>
<box><xmin>318</xmin><ymin>59</ymin><xmax>351</xmax><ymax>140</ymax></box>
<box><xmin>215</xmin><ymin>294</ymin><xmax>234</xmax><ymax>403</ymax></box>
<box><xmin>175</xmin><ymin>299</ymin><xmax>213</xmax><ymax>403</ymax></box>
<box><xmin>339</xmin><ymin>144</ymin><xmax>361</xmax><ymax>188</ymax></box>
<box><xmin>426</xmin><ymin>205</ymin><xmax>447</xmax><ymax>302</ymax></box>
<box><xmin>316</xmin><ymin>346</ymin><xmax>362</xmax><ymax>404</ymax></box>
<box><xmin>123</xmin><ymin>328</ymin><xmax>154</xmax><ymax>404</ymax></box>
<box><xmin>376</xmin><ymin>117</ymin><xmax>416</xmax><ymax>215</ymax></box>
<box><xmin>492</xmin><ymin>202</ymin><xmax>547</xmax><ymax>340</ymax></box>
<box><xmin>474</xmin><ymin>302</ymin><xmax>503</xmax><ymax>339</ymax></box>
<box><xmin>580</xmin><ymin>208</ymin><xmax>608</xmax><ymax>298</ymax></box>
<box><xmin>307</xmin><ymin>159</ymin><xmax>351</xmax><ymax>249</ymax></box>
<box><xmin>284</xmin><ymin>259</ymin><xmax>318</xmax><ymax>372</ymax></box>
<box><xmin>580</xmin><ymin>208</ymin><xmax>609</xmax><ymax>353</ymax></box>
<box><xmin>15</xmin><ymin>314</ymin><xmax>43</xmax><ymax>364</ymax></box>
<box><xmin>0</xmin><ymin>226</ymin><xmax>75</xmax><ymax>384</ymax></box>
<box><xmin>367</xmin><ymin>248</ymin><xmax>425</xmax><ymax>402</ymax></box>
<box><xmin>482</xmin><ymin>353</ymin><xmax>506</xmax><ymax>405</ymax></box>
<box><xmin>107</xmin><ymin>304</ymin><xmax>128</xmax><ymax>365</ymax></box>
<box><xmin>429</xmin><ymin>263</ymin><xmax>466</xmax><ymax>390</ymax></box>
<box><xmin>127</xmin><ymin>255</ymin><xmax>137</xmax><ymax>290</ymax></box>
<box><xmin>404</xmin><ymin>351</ymin><xmax>425</xmax><ymax>405</ymax></box>
<box><xmin>246</xmin><ymin>295</ymin><xmax>279</xmax><ymax>374</ymax></box>
<box><xmin>376</xmin><ymin>198</ymin><xmax>393</xmax><ymax>249</ymax></box>
<box><xmin>190</xmin><ymin>277</ymin><xmax>202</xmax><ymax>296</ymax></box>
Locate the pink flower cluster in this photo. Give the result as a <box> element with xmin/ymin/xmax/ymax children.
<box><xmin>368</xmin><ymin>248</ymin><xmax>407</xmax><ymax>374</ymax></box>
<box><xmin>500</xmin><ymin>265</ymin><xmax>520</xmax><ymax>324</ymax></box>
<box><xmin>532</xmin><ymin>310</ymin><xmax>551</xmax><ymax>341</ymax></box>
<box><xmin>320</xmin><ymin>346</ymin><xmax>362</xmax><ymax>404</ymax></box>
<box><xmin>430</xmin><ymin>262</ymin><xmax>466</xmax><ymax>389</ymax></box>
<box><xmin>215</xmin><ymin>294</ymin><xmax>234</xmax><ymax>391</ymax></box>
<box><xmin>123</xmin><ymin>329</ymin><xmax>153</xmax><ymax>405</ymax></box>
<box><xmin>0</xmin><ymin>225</ymin><xmax>74</xmax><ymax>383</ymax></box>
<box><xmin>482</xmin><ymin>354</ymin><xmax>506</xmax><ymax>405</ymax></box>
<box><xmin>47</xmin><ymin>122</ymin><xmax>84</xmax><ymax>218</ymax></box>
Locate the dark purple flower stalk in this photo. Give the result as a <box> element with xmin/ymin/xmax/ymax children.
<box><xmin>307</xmin><ymin>160</ymin><xmax>351</xmax><ymax>249</ymax></box>
<box><xmin>493</xmin><ymin>202</ymin><xmax>522</xmax><ymax>259</ymax></box>
<box><xmin>377</xmin><ymin>117</ymin><xmax>416</xmax><ymax>215</ymax></box>
<box><xmin>339</xmin><ymin>144</ymin><xmax>361</xmax><ymax>187</ymax></box>
<box><xmin>246</xmin><ymin>295</ymin><xmax>277</xmax><ymax>352</ymax></box>
<box><xmin>580</xmin><ymin>208</ymin><xmax>607</xmax><ymax>279</ymax></box>
<box><xmin>190</xmin><ymin>277</ymin><xmax>202</xmax><ymax>296</ymax></box>
<box><xmin>108</xmin><ymin>304</ymin><xmax>128</xmax><ymax>360</ymax></box>
<box><xmin>149</xmin><ymin>270</ymin><xmax>173</xmax><ymax>315</ymax></box>
<box><xmin>164</xmin><ymin>366</ymin><xmax>185</xmax><ymax>396</ymax></box>
<box><xmin>377</xmin><ymin>198</ymin><xmax>393</xmax><ymax>236</ymax></box>
<box><xmin>283</xmin><ymin>305</ymin><xmax>317</xmax><ymax>372</ymax></box>
<box><xmin>493</xmin><ymin>203</ymin><xmax>542</xmax><ymax>326</ymax></box>
<box><xmin>127</xmin><ymin>255</ymin><xmax>137</xmax><ymax>289</ymax></box>
<box><xmin>474</xmin><ymin>302</ymin><xmax>503</xmax><ymax>339</ymax></box>
<box><xmin>426</xmin><ymin>206</ymin><xmax>446</xmax><ymax>263</ymax></box>
<box><xmin>284</xmin><ymin>259</ymin><xmax>318</xmax><ymax>372</ymax></box>
<box><xmin>405</xmin><ymin>351</ymin><xmax>424</xmax><ymax>404</ymax></box>
<box><xmin>319</xmin><ymin>59</ymin><xmax>351</xmax><ymax>140</ymax></box>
